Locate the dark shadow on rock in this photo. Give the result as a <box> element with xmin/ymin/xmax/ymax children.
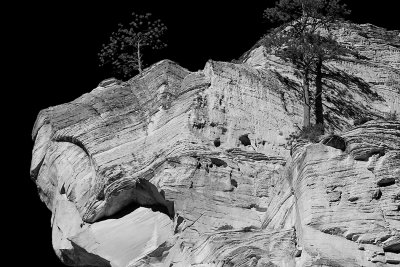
<box><xmin>321</xmin><ymin>134</ymin><xmax>346</xmax><ymax>151</ymax></box>
<box><xmin>66</xmin><ymin>241</ymin><xmax>111</xmax><ymax>267</ymax></box>
<box><xmin>96</xmin><ymin>178</ymin><xmax>175</xmax><ymax>222</ymax></box>
<box><xmin>323</xmin><ymin>64</ymin><xmax>383</xmax><ymax>101</ymax></box>
<box><xmin>274</xmin><ymin>72</ymin><xmax>303</xmax><ymax>100</ymax></box>
<box><xmin>271</xmin><ymin>57</ymin><xmax>385</xmax><ymax>131</ymax></box>
<box><xmin>320</xmin><ymin>63</ymin><xmax>385</xmax><ymax>129</ymax></box>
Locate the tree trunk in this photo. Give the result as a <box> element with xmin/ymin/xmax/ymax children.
<box><xmin>137</xmin><ymin>41</ymin><xmax>142</xmax><ymax>73</ymax></box>
<box><xmin>315</xmin><ymin>57</ymin><xmax>324</xmax><ymax>131</ymax></box>
<box><xmin>302</xmin><ymin>69</ymin><xmax>311</xmax><ymax>128</ymax></box>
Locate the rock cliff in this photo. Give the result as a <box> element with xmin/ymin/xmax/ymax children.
<box><xmin>31</xmin><ymin>23</ymin><xmax>399</xmax><ymax>266</ymax></box>
<box><xmin>243</xmin><ymin>22</ymin><xmax>400</xmax><ymax>130</ymax></box>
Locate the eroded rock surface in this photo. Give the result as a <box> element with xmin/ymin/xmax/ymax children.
<box><xmin>243</xmin><ymin>22</ymin><xmax>400</xmax><ymax>130</ymax></box>
<box><xmin>288</xmin><ymin>121</ymin><xmax>399</xmax><ymax>266</ymax></box>
<box><xmin>31</xmin><ymin>23</ymin><xmax>399</xmax><ymax>267</ymax></box>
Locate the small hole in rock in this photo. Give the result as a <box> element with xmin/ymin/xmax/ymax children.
<box><xmin>239</xmin><ymin>134</ymin><xmax>251</xmax><ymax>146</ymax></box>
<box><xmin>348</xmin><ymin>196</ymin><xmax>359</xmax><ymax>202</ymax></box>
<box><xmin>60</xmin><ymin>184</ymin><xmax>66</xmax><ymax>195</ymax></box>
<box><xmin>214</xmin><ymin>138</ymin><xmax>221</xmax><ymax>147</ymax></box>
<box><xmin>96</xmin><ymin>191</ymin><xmax>105</xmax><ymax>201</ymax></box>
<box><xmin>231</xmin><ymin>178</ymin><xmax>238</xmax><ymax>188</ymax></box>
<box><xmin>372</xmin><ymin>189</ymin><xmax>382</xmax><ymax>200</ymax></box>
<box><xmin>210</xmin><ymin>158</ymin><xmax>228</xmax><ymax>167</ymax></box>
<box><xmin>377</xmin><ymin>178</ymin><xmax>395</xmax><ymax>187</ymax></box>
<box><xmin>321</xmin><ymin>134</ymin><xmax>346</xmax><ymax>151</ymax></box>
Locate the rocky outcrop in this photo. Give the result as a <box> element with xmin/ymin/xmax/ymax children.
<box><xmin>243</xmin><ymin>22</ymin><xmax>400</xmax><ymax>130</ymax></box>
<box><xmin>31</xmin><ymin>23</ymin><xmax>399</xmax><ymax>267</ymax></box>
<box><xmin>287</xmin><ymin>121</ymin><xmax>399</xmax><ymax>266</ymax></box>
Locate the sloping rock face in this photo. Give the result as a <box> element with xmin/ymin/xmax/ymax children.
<box><xmin>30</xmin><ymin>23</ymin><xmax>399</xmax><ymax>267</ymax></box>
<box><xmin>287</xmin><ymin>121</ymin><xmax>400</xmax><ymax>266</ymax></box>
<box><xmin>243</xmin><ymin>23</ymin><xmax>400</xmax><ymax>130</ymax></box>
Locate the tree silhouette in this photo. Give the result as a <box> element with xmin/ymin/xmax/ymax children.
<box><xmin>98</xmin><ymin>12</ymin><xmax>167</xmax><ymax>78</ymax></box>
<box><xmin>263</xmin><ymin>0</ymin><xmax>350</xmax><ymax>129</ymax></box>
<box><xmin>312</xmin><ymin>33</ymin><xmax>349</xmax><ymax>127</ymax></box>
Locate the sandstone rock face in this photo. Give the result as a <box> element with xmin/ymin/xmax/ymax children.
<box><xmin>288</xmin><ymin>121</ymin><xmax>399</xmax><ymax>266</ymax></box>
<box><xmin>31</xmin><ymin>23</ymin><xmax>399</xmax><ymax>267</ymax></box>
<box><xmin>244</xmin><ymin>23</ymin><xmax>400</xmax><ymax>130</ymax></box>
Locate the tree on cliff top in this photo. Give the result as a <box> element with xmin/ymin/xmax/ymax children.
<box><xmin>98</xmin><ymin>12</ymin><xmax>167</xmax><ymax>78</ymax></box>
<box><xmin>263</xmin><ymin>0</ymin><xmax>350</xmax><ymax>129</ymax></box>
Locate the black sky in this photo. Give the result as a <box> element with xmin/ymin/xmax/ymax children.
<box><xmin>10</xmin><ymin>1</ymin><xmax>398</xmax><ymax>266</ymax></box>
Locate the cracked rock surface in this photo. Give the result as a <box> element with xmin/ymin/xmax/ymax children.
<box><xmin>31</xmin><ymin>22</ymin><xmax>399</xmax><ymax>267</ymax></box>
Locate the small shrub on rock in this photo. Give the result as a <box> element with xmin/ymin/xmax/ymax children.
<box><xmin>298</xmin><ymin>124</ymin><xmax>324</xmax><ymax>143</ymax></box>
<box><xmin>285</xmin><ymin>124</ymin><xmax>324</xmax><ymax>148</ymax></box>
<box><xmin>383</xmin><ymin>111</ymin><xmax>398</xmax><ymax>121</ymax></box>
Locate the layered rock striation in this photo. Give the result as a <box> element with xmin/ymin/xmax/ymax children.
<box><xmin>243</xmin><ymin>22</ymin><xmax>400</xmax><ymax>130</ymax></box>
<box><xmin>31</xmin><ymin>22</ymin><xmax>399</xmax><ymax>266</ymax></box>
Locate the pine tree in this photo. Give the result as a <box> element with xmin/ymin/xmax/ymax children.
<box><xmin>312</xmin><ymin>33</ymin><xmax>349</xmax><ymax>127</ymax></box>
<box><xmin>263</xmin><ymin>0</ymin><xmax>350</xmax><ymax>129</ymax></box>
<box><xmin>98</xmin><ymin>12</ymin><xmax>167</xmax><ymax>78</ymax></box>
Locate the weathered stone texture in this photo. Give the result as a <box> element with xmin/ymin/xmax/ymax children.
<box><xmin>287</xmin><ymin>121</ymin><xmax>399</xmax><ymax>266</ymax></box>
<box><xmin>30</xmin><ymin>23</ymin><xmax>399</xmax><ymax>267</ymax></box>
<box><xmin>244</xmin><ymin>23</ymin><xmax>400</xmax><ymax>129</ymax></box>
